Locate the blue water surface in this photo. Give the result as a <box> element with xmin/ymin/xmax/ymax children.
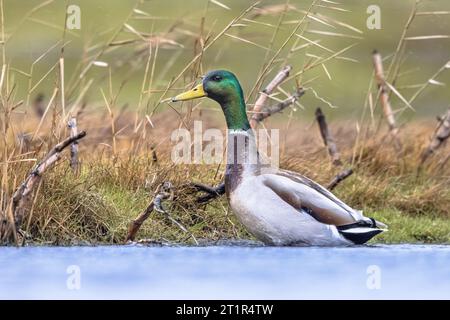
<box><xmin>1</xmin><ymin>244</ymin><xmax>449</xmax><ymax>299</ymax></box>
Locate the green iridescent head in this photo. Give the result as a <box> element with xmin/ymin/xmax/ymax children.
<box><xmin>171</xmin><ymin>70</ymin><xmax>250</xmax><ymax>130</ymax></box>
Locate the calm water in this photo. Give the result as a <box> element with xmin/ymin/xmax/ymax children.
<box><xmin>1</xmin><ymin>244</ymin><xmax>449</xmax><ymax>299</ymax></box>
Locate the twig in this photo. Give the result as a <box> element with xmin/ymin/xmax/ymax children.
<box><xmin>251</xmin><ymin>87</ymin><xmax>305</xmax><ymax>124</ymax></box>
<box><xmin>420</xmin><ymin>108</ymin><xmax>450</xmax><ymax>165</ymax></box>
<box><xmin>126</xmin><ymin>182</ymin><xmax>198</xmax><ymax>244</ymax></box>
<box><xmin>67</xmin><ymin>116</ymin><xmax>79</xmax><ymax>173</ymax></box>
<box><xmin>126</xmin><ymin>182</ymin><xmax>170</xmax><ymax>242</ymax></box>
<box><xmin>326</xmin><ymin>168</ymin><xmax>353</xmax><ymax>191</ymax></box>
<box><xmin>315</xmin><ymin>107</ymin><xmax>342</xmax><ymax>166</ymax></box>
<box><xmin>372</xmin><ymin>50</ymin><xmax>401</xmax><ymax>149</ymax></box>
<box><xmin>1</xmin><ymin>131</ymin><xmax>87</xmax><ymax>243</ymax></box>
<box><xmin>250</xmin><ymin>65</ymin><xmax>292</xmax><ymax>128</ymax></box>
<box><xmin>125</xmin><ymin>200</ymin><xmax>155</xmax><ymax>242</ymax></box>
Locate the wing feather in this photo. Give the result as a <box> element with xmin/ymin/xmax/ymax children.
<box><xmin>262</xmin><ymin>171</ymin><xmax>362</xmax><ymax>226</ymax></box>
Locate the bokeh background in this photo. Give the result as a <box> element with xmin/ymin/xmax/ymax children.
<box><xmin>3</xmin><ymin>0</ymin><xmax>450</xmax><ymax>122</ymax></box>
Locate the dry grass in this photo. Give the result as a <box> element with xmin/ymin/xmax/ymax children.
<box><xmin>2</xmin><ymin>109</ymin><xmax>449</xmax><ymax>245</ymax></box>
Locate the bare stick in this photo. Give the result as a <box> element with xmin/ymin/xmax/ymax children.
<box><xmin>372</xmin><ymin>50</ymin><xmax>401</xmax><ymax>147</ymax></box>
<box><xmin>326</xmin><ymin>168</ymin><xmax>353</xmax><ymax>191</ymax></box>
<box><xmin>126</xmin><ymin>182</ymin><xmax>198</xmax><ymax>244</ymax></box>
<box><xmin>2</xmin><ymin>131</ymin><xmax>87</xmax><ymax>242</ymax></box>
<box><xmin>126</xmin><ymin>183</ymin><xmax>167</xmax><ymax>242</ymax></box>
<box><xmin>126</xmin><ymin>201</ymin><xmax>155</xmax><ymax>242</ymax></box>
<box><xmin>315</xmin><ymin>107</ymin><xmax>342</xmax><ymax>166</ymax></box>
<box><xmin>67</xmin><ymin>116</ymin><xmax>79</xmax><ymax>173</ymax></box>
<box><xmin>251</xmin><ymin>87</ymin><xmax>305</xmax><ymax>124</ymax></box>
<box><xmin>420</xmin><ymin>108</ymin><xmax>450</xmax><ymax>165</ymax></box>
<box><xmin>250</xmin><ymin>65</ymin><xmax>292</xmax><ymax>128</ymax></box>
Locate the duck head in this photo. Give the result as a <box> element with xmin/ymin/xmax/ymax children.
<box><xmin>171</xmin><ymin>70</ymin><xmax>250</xmax><ymax>130</ymax></box>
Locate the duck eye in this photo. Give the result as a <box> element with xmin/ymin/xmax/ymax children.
<box><xmin>212</xmin><ymin>75</ymin><xmax>222</xmax><ymax>82</ymax></box>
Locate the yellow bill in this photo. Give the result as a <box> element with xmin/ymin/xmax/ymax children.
<box><xmin>171</xmin><ymin>83</ymin><xmax>207</xmax><ymax>102</ymax></box>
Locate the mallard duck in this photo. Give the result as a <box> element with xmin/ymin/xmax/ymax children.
<box><xmin>171</xmin><ymin>70</ymin><xmax>387</xmax><ymax>246</ymax></box>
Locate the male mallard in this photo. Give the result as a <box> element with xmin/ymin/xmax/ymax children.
<box><xmin>171</xmin><ymin>70</ymin><xmax>387</xmax><ymax>246</ymax></box>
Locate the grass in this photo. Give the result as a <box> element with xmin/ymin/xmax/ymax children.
<box><xmin>21</xmin><ymin>153</ymin><xmax>252</xmax><ymax>245</ymax></box>
<box><xmin>5</xmin><ymin>115</ymin><xmax>447</xmax><ymax>245</ymax></box>
<box><xmin>1</xmin><ymin>0</ymin><xmax>449</xmax><ymax>245</ymax></box>
<box><xmin>370</xmin><ymin>209</ymin><xmax>450</xmax><ymax>243</ymax></box>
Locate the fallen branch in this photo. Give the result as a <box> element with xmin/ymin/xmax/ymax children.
<box><xmin>251</xmin><ymin>87</ymin><xmax>305</xmax><ymax>124</ymax></box>
<box><xmin>250</xmin><ymin>65</ymin><xmax>292</xmax><ymax>128</ymax></box>
<box><xmin>1</xmin><ymin>131</ymin><xmax>87</xmax><ymax>243</ymax></box>
<box><xmin>420</xmin><ymin>108</ymin><xmax>450</xmax><ymax>165</ymax></box>
<box><xmin>126</xmin><ymin>182</ymin><xmax>198</xmax><ymax>244</ymax></box>
<box><xmin>315</xmin><ymin>107</ymin><xmax>342</xmax><ymax>166</ymax></box>
<box><xmin>326</xmin><ymin>168</ymin><xmax>354</xmax><ymax>191</ymax></box>
<box><xmin>372</xmin><ymin>50</ymin><xmax>401</xmax><ymax>149</ymax></box>
<box><xmin>126</xmin><ymin>199</ymin><xmax>156</xmax><ymax>243</ymax></box>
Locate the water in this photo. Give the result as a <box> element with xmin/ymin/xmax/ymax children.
<box><xmin>1</xmin><ymin>244</ymin><xmax>449</xmax><ymax>299</ymax></box>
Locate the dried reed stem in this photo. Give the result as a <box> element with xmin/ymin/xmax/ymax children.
<box><xmin>315</xmin><ymin>107</ymin><xmax>342</xmax><ymax>166</ymax></box>
<box><xmin>59</xmin><ymin>57</ymin><xmax>65</xmax><ymax>117</ymax></box>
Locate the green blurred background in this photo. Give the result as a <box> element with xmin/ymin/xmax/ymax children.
<box><xmin>3</xmin><ymin>0</ymin><xmax>450</xmax><ymax>121</ymax></box>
